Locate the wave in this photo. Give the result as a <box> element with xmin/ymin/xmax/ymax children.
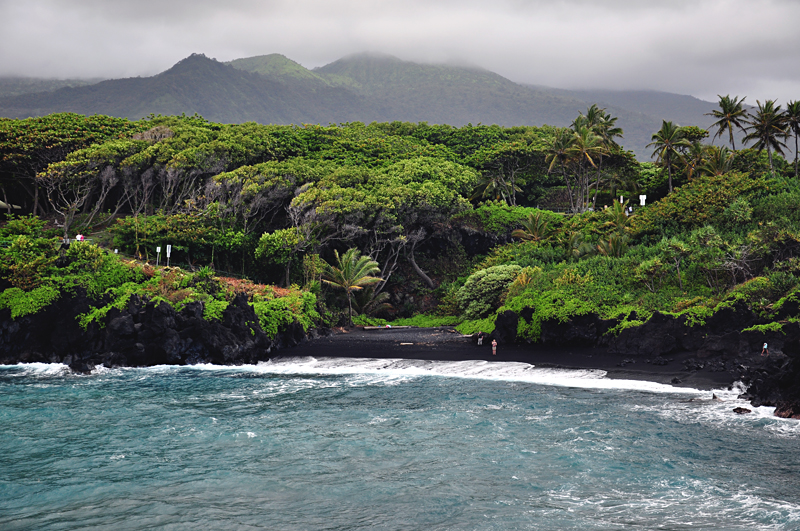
<box><xmin>3</xmin><ymin>357</ymin><xmax>703</xmax><ymax>394</ymax></box>
<box><xmin>135</xmin><ymin>356</ymin><xmax>706</xmax><ymax>395</ymax></box>
<box><xmin>0</xmin><ymin>362</ymin><xmax>71</xmax><ymax>377</ymax></box>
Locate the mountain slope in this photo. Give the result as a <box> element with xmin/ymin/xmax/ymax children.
<box><xmin>0</xmin><ymin>54</ymin><xmax>375</xmax><ymax>125</ymax></box>
<box><xmin>0</xmin><ymin>53</ymin><xmax>720</xmax><ymax>158</ymax></box>
<box><xmin>226</xmin><ymin>54</ymin><xmax>328</xmax><ymax>85</ymax></box>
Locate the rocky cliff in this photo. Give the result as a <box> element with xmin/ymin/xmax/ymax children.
<box><xmin>490</xmin><ymin>304</ymin><xmax>800</xmax><ymax>418</ymax></box>
<box><xmin>0</xmin><ymin>290</ymin><xmax>314</xmax><ymax>373</ymax></box>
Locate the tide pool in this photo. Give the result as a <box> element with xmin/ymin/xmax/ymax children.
<box><xmin>1</xmin><ymin>358</ymin><xmax>799</xmax><ymax>530</ymax></box>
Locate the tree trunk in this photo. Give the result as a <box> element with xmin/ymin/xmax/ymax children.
<box><xmin>667</xmin><ymin>152</ymin><xmax>673</xmax><ymax>193</ymax></box>
<box><xmin>767</xmin><ymin>145</ymin><xmax>774</xmax><ymax>174</ymax></box>
<box><xmin>408</xmin><ymin>244</ymin><xmax>434</xmax><ymax>289</ymax></box>
<box><xmin>347</xmin><ymin>291</ymin><xmax>353</xmax><ymax>327</ymax></box>
<box><xmin>1</xmin><ymin>186</ymin><xmax>10</xmax><ymax>216</ymax></box>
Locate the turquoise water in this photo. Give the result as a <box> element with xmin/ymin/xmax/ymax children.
<box><xmin>2</xmin><ymin>358</ymin><xmax>799</xmax><ymax>530</ymax></box>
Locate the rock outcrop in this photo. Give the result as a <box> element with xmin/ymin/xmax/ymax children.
<box><xmin>509</xmin><ymin>304</ymin><xmax>800</xmax><ymax>416</ymax></box>
<box><xmin>0</xmin><ymin>290</ymin><xmax>315</xmax><ymax>372</ymax></box>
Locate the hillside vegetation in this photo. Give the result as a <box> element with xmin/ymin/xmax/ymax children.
<box><xmin>1</xmin><ymin>97</ymin><xmax>799</xmax><ymax>343</ymax></box>
<box><xmin>0</xmin><ymin>53</ymin><xmax>724</xmax><ymax>158</ymax></box>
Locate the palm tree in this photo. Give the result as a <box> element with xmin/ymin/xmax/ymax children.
<box><xmin>600</xmin><ymin>201</ymin><xmax>635</xmax><ymax>235</ymax></box>
<box><xmin>785</xmin><ymin>100</ymin><xmax>800</xmax><ymax>178</ymax></box>
<box><xmin>697</xmin><ymin>146</ymin><xmax>735</xmax><ymax>177</ymax></box>
<box><xmin>682</xmin><ymin>142</ymin><xmax>707</xmax><ymax>180</ymax></box>
<box><xmin>512</xmin><ymin>212</ymin><xmax>553</xmax><ymax>242</ymax></box>
<box><xmin>321</xmin><ymin>248</ymin><xmax>382</xmax><ymax>326</ymax></box>
<box><xmin>584</xmin><ymin>106</ymin><xmax>624</xmax><ymax>210</ymax></box>
<box><xmin>470</xmin><ymin>173</ymin><xmax>519</xmax><ymax>204</ymax></box>
<box><xmin>596</xmin><ymin>233</ymin><xmax>629</xmax><ymax>257</ymax></box>
<box><xmin>705</xmin><ymin>95</ymin><xmax>747</xmax><ymax>151</ymax></box>
<box><xmin>647</xmin><ymin>121</ymin><xmax>691</xmax><ymax>193</ymax></box>
<box><xmin>546</xmin><ymin>128</ymin><xmax>573</xmax><ymax>173</ymax></box>
<box><xmin>546</xmin><ymin>128</ymin><xmax>576</xmax><ymax>211</ymax></box>
<box><xmin>743</xmin><ymin>100</ymin><xmax>789</xmax><ymax>174</ymax></box>
<box><xmin>352</xmin><ymin>287</ymin><xmax>393</xmax><ymax>317</ymax></box>
<box><xmin>567</xmin><ymin>125</ymin><xmax>606</xmax><ymax>211</ymax></box>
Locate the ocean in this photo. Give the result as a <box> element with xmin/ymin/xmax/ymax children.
<box><xmin>2</xmin><ymin>357</ymin><xmax>799</xmax><ymax>530</ymax></box>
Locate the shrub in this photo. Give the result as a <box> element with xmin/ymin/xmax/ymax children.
<box><xmin>352</xmin><ymin>314</ymin><xmax>387</xmax><ymax>326</ymax></box>
<box><xmin>0</xmin><ymin>285</ymin><xmax>60</xmax><ymax>319</ymax></box>
<box><xmin>452</xmin><ymin>202</ymin><xmax>561</xmax><ymax>234</ymax></box>
<box><xmin>203</xmin><ymin>298</ymin><xmax>230</xmax><ymax>321</ymax></box>
<box><xmin>456</xmin><ymin>264</ymin><xmax>522</xmax><ymax>319</ymax></box>
<box><xmin>742</xmin><ymin>322</ymin><xmax>784</xmax><ymax>334</ymax></box>
<box><xmin>633</xmin><ymin>171</ymin><xmax>770</xmax><ymax>236</ymax></box>
<box><xmin>389</xmin><ymin>314</ymin><xmax>460</xmax><ymax>327</ymax></box>
<box><xmin>251</xmin><ymin>291</ymin><xmax>319</xmax><ymax>338</ymax></box>
<box><xmin>0</xmin><ymin>234</ymin><xmax>59</xmax><ymax>289</ymax></box>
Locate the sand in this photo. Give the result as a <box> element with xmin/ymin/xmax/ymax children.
<box><xmin>284</xmin><ymin>326</ymin><xmax>738</xmax><ymax>390</ymax></box>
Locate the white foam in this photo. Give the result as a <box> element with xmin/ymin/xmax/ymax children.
<box><xmin>242</xmin><ymin>356</ymin><xmax>706</xmax><ymax>395</ymax></box>
<box><xmin>0</xmin><ymin>362</ymin><xmax>71</xmax><ymax>377</ymax></box>
<box><xmin>76</xmin><ymin>357</ymin><xmax>703</xmax><ymax>395</ymax></box>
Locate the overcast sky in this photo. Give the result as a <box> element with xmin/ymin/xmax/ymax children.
<box><xmin>2</xmin><ymin>0</ymin><xmax>799</xmax><ymax>104</ymax></box>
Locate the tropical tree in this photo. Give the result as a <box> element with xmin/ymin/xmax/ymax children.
<box><xmin>470</xmin><ymin>172</ymin><xmax>519</xmax><ymax>204</ymax></box>
<box><xmin>785</xmin><ymin>100</ymin><xmax>800</xmax><ymax>178</ymax></box>
<box><xmin>470</xmin><ymin>141</ymin><xmax>538</xmax><ymax>206</ymax></box>
<box><xmin>512</xmin><ymin>211</ymin><xmax>554</xmax><ymax>242</ymax></box>
<box><xmin>681</xmin><ymin>141</ymin><xmax>707</xmax><ymax>180</ymax></box>
<box><xmin>697</xmin><ymin>146</ymin><xmax>735</xmax><ymax>177</ymax></box>
<box><xmin>596</xmin><ymin>233</ymin><xmax>629</xmax><ymax>257</ymax></box>
<box><xmin>352</xmin><ymin>287</ymin><xmax>393</xmax><ymax>317</ymax></box>
<box><xmin>600</xmin><ymin>201</ymin><xmax>635</xmax><ymax>235</ymax></box>
<box><xmin>647</xmin><ymin>121</ymin><xmax>691</xmax><ymax>193</ymax></box>
<box><xmin>321</xmin><ymin>248</ymin><xmax>382</xmax><ymax>326</ymax></box>
<box><xmin>577</xmin><ymin>105</ymin><xmax>624</xmax><ymax>210</ymax></box>
<box><xmin>705</xmin><ymin>95</ymin><xmax>747</xmax><ymax>152</ymax></box>
<box><xmin>743</xmin><ymin>100</ymin><xmax>788</xmax><ymax>174</ymax></box>
<box><xmin>563</xmin><ymin>125</ymin><xmax>606</xmax><ymax>213</ymax></box>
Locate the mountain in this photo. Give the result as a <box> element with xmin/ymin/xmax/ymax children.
<box><xmin>0</xmin><ymin>77</ymin><xmax>107</xmax><ymax>99</ymax></box>
<box><xmin>0</xmin><ymin>54</ymin><xmax>375</xmax><ymax>125</ymax></box>
<box><xmin>0</xmin><ymin>52</ymin><xmax>720</xmax><ymax>159</ymax></box>
<box><xmin>226</xmin><ymin>54</ymin><xmax>328</xmax><ymax>85</ymax></box>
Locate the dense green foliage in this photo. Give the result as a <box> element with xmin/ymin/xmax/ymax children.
<box><xmin>2</xmin><ymin>94</ymin><xmax>800</xmax><ymax>336</ymax></box>
<box><xmin>0</xmin><ymin>221</ymin><xmax>318</xmax><ymax>338</ymax></box>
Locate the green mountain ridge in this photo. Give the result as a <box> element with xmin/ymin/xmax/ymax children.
<box><xmin>0</xmin><ymin>52</ymin><xmax>721</xmax><ymax>158</ymax></box>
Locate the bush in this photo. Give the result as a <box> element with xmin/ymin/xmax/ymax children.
<box><xmin>633</xmin><ymin>171</ymin><xmax>771</xmax><ymax>236</ymax></box>
<box><xmin>452</xmin><ymin>202</ymin><xmax>561</xmax><ymax>234</ymax></box>
<box><xmin>251</xmin><ymin>291</ymin><xmax>319</xmax><ymax>338</ymax></box>
<box><xmin>0</xmin><ymin>234</ymin><xmax>59</xmax><ymax>290</ymax></box>
<box><xmin>352</xmin><ymin>314</ymin><xmax>387</xmax><ymax>326</ymax></box>
<box><xmin>0</xmin><ymin>285</ymin><xmax>60</xmax><ymax>319</ymax></box>
<box><xmin>389</xmin><ymin>314</ymin><xmax>460</xmax><ymax>327</ymax></box>
<box><xmin>456</xmin><ymin>264</ymin><xmax>522</xmax><ymax>319</ymax></box>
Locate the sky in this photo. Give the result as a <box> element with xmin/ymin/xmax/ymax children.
<box><xmin>2</xmin><ymin>0</ymin><xmax>799</xmax><ymax>104</ymax></box>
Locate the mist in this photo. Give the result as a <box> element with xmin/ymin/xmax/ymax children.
<box><xmin>2</xmin><ymin>0</ymin><xmax>799</xmax><ymax>104</ymax></box>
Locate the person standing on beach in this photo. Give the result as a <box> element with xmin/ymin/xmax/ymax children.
<box><xmin>492</xmin><ymin>339</ymin><xmax>497</xmax><ymax>356</ymax></box>
<box><xmin>762</xmin><ymin>342</ymin><xmax>769</xmax><ymax>356</ymax></box>
<box><xmin>477</xmin><ymin>332</ymin><xmax>484</xmax><ymax>345</ymax></box>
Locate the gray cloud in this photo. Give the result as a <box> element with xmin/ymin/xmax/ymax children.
<box><xmin>1</xmin><ymin>0</ymin><xmax>799</xmax><ymax>104</ymax></box>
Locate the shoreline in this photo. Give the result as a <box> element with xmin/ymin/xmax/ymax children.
<box><xmin>288</xmin><ymin>326</ymin><xmax>739</xmax><ymax>391</ymax></box>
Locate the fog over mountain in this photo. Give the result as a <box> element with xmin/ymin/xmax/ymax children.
<box><xmin>0</xmin><ymin>52</ymin><xmax>729</xmax><ymax>160</ymax></box>
<box><xmin>1</xmin><ymin>0</ymin><xmax>799</xmax><ymax>105</ymax></box>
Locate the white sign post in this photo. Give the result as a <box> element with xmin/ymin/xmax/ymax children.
<box><xmin>166</xmin><ymin>245</ymin><xmax>172</xmax><ymax>267</ymax></box>
<box><xmin>639</xmin><ymin>195</ymin><xmax>647</xmax><ymax>206</ymax></box>
<box><xmin>156</xmin><ymin>246</ymin><xmax>161</xmax><ymax>267</ymax></box>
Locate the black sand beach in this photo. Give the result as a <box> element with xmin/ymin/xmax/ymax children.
<box><xmin>285</xmin><ymin>327</ymin><xmax>738</xmax><ymax>390</ymax></box>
